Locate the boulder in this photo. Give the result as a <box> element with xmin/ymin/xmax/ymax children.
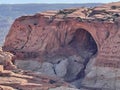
<box><xmin>64</xmin><ymin>55</ymin><xmax>84</xmax><ymax>81</ymax></box>
<box><xmin>15</xmin><ymin>60</ymin><xmax>42</xmax><ymax>71</ymax></box>
<box><xmin>55</xmin><ymin>59</ymin><xmax>68</xmax><ymax>77</ymax></box>
<box><xmin>38</xmin><ymin>62</ymin><xmax>56</xmax><ymax>77</ymax></box>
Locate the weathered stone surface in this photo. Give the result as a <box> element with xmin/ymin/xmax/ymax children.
<box><xmin>2</xmin><ymin>1</ymin><xmax>120</xmax><ymax>90</ymax></box>
<box><xmin>0</xmin><ymin>48</ymin><xmax>16</xmax><ymax>70</ymax></box>
<box><xmin>85</xmin><ymin>56</ymin><xmax>96</xmax><ymax>75</ymax></box>
<box><xmin>0</xmin><ymin>66</ymin><xmax>71</xmax><ymax>90</ymax></box>
<box><xmin>64</xmin><ymin>55</ymin><xmax>84</xmax><ymax>81</ymax></box>
<box><xmin>3</xmin><ymin>2</ymin><xmax>120</xmax><ymax>67</ymax></box>
<box><xmin>0</xmin><ymin>47</ymin><xmax>73</xmax><ymax>90</ymax></box>
<box><xmin>49</xmin><ymin>86</ymin><xmax>79</xmax><ymax>90</ymax></box>
<box><xmin>82</xmin><ymin>23</ymin><xmax>120</xmax><ymax>89</ymax></box>
<box><xmin>70</xmin><ymin>79</ymin><xmax>82</xmax><ymax>89</ymax></box>
<box><xmin>0</xmin><ymin>85</ymin><xmax>15</xmax><ymax>90</ymax></box>
<box><xmin>0</xmin><ymin>65</ymin><xmax>3</xmax><ymax>72</ymax></box>
<box><xmin>15</xmin><ymin>60</ymin><xmax>42</xmax><ymax>71</ymax></box>
<box><xmin>38</xmin><ymin>62</ymin><xmax>56</xmax><ymax>77</ymax></box>
<box><xmin>55</xmin><ymin>59</ymin><xmax>68</xmax><ymax>77</ymax></box>
<box><xmin>82</xmin><ymin>66</ymin><xmax>120</xmax><ymax>90</ymax></box>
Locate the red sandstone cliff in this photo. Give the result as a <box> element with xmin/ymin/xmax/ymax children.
<box><xmin>2</xmin><ymin>1</ymin><xmax>120</xmax><ymax>90</ymax></box>
<box><xmin>3</xmin><ymin>2</ymin><xmax>120</xmax><ymax>59</ymax></box>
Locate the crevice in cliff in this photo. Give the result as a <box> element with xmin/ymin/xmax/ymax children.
<box><xmin>20</xmin><ymin>25</ymin><xmax>32</xmax><ymax>49</ymax></box>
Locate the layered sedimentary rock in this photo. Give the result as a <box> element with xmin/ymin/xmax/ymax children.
<box><xmin>0</xmin><ymin>47</ymin><xmax>78</xmax><ymax>90</ymax></box>
<box><xmin>3</xmin><ymin>2</ymin><xmax>120</xmax><ymax>90</ymax></box>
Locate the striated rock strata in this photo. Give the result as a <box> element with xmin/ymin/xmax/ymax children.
<box><xmin>0</xmin><ymin>47</ymin><xmax>79</xmax><ymax>90</ymax></box>
<box><xmin>2</xmin><ymin>2</ymin><xmax>120</xmax><ymax>90</ymax></box>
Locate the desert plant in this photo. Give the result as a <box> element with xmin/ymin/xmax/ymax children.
<box><xmin>111</xmin><ymin>6</ymin><xmax>117</xmax><ymax>9</ymax></box>
<box><xmin>57</xmin><ymin>9</ymin><xmax>77</xmax><ymax>15</ymax></box>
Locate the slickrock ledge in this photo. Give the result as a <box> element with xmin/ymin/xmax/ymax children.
<box><xmin>2</xmin><ymin>1</ymin><xmax>120</xmax><ymax>90</ymax></box>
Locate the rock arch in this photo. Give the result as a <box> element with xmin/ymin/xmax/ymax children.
<box><xmin>74</xmin><ymin>23</ymin><xmax>100</xmax><ymax>49</ymax></box>
<box><xmin>70</xmin><ymin>28</ymin><xmax>98</xmax><ymax>58</ymax></box>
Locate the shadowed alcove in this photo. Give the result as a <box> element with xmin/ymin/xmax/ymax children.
<box><xmin>69</xmin><ymin>28</ymin><xmax>98</xmax><ymax>59</ymax></box>
<box><xmin>66</xmin><ymin>28</ymin><xmax>98</xmax><ymax>86</ymax></box>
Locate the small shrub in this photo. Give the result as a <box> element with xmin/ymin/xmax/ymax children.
<box><xmin>57</xmin><ymin>9</ymin><xmax>77</xmax><ymax>15</ymax></box>
<box><xmin>111</xmin><ymin>6</ymin><xmax>117</xmax><ymax>9</ymax></box>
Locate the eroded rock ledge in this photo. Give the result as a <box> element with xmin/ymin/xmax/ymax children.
<box><xmin>2</xmin><ymin>2</ymin><xmax>120</xmax><ymax>90</ymax></box>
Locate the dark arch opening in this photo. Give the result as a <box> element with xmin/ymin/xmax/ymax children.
<box><xmin>67</xmin><ymin>28</ymin><xmax>98</xmax><ymax>87</ymax></box>
<box><xmin>69</xmin><ymin>28</ymin><xmax>98</xmax><ymax>59</ymax></box>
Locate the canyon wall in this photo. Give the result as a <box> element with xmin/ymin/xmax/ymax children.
<box><xmin>3</xmin><ymin>6</ymin><xmax>120</xmax><ymax>67</ymax></box>
<box><xmin>2</xmin><ymin>2</ymin><xmax>120</xmax><ymax>89</ymax></box>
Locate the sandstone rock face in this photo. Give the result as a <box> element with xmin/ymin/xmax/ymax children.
<box><xmin>0</xmin><ymin>65</ymin><xmax>3</xmax><ymax>72</ymax></box>
<box><xmin>0</xmin><ymin>85</ymin><xmax>15</xmax><ymax>90</ymax></box>
<box><xmin>2</xmin><ymin>1</ymin><xmax>120</xmax><ymax>90</ymax></box>
<box><xmin>0</xmin><ymin>49</ymin><xmax>73</xmax><ymax>90</ymax></box>
<box><xmin>3</xmin><ymin>3</ymin><xmax>120</xmax><ymax>62</ymax></box>
<box><xmin>0</xmin><ymin>47</ymin><xmax>16</xmax><ymax>70</ymax></box>
<box><xmin>0</xmin><ymin>68</ymin><xmax>72</xmax><ymax>90</ymax></box>
<box><xmin>15</xmin><ymin>55</ymin><xmax>84</xmax><ymax>84</ymax></box>
<box><xmin>0</xmin><ymin>47</ymin><xmax>72</xmax><ymax>90</ymax></box>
